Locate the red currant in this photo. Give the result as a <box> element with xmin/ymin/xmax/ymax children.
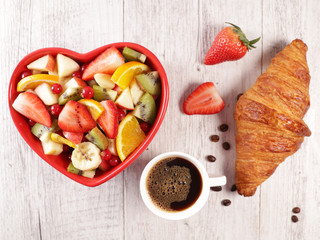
<box><xmin>72</xmin><ymin>71</ymin><xmax>82</xmax><ymax>78</ymax></box>
<box><xmin>81</xmin><ymin>86</ymin><xmax>94</xmax><ymax>99</ymax></box>
<box><xmin>140</xmin><ymin>122</ymin><xmax>151</xmax><ymax>134</ymax></box>
<box><xmin>81</xmin><ymin>64</ymin><xmax>88</xmax><ymax>73</ymax></box>
<box><xmin>51</xmin><ymin>83</ymin><xmax>62</xmax><ymax>94</ymax></box>
<box><xmin>117</xmin><ymin>108</ymin><xmax>126</xmax><ymax>122</ymax></box>
<box><xmin>21</xmin><ymin>70</ymin><xmax>32</xmax><ymax>79</ymax></box>
<box><xmin>27</xmin><ymin>119</ymin><xmax>36</xmax><ymax>127</ymax></box>
<box><xmin>109</xmin><ymin>156</ymin><xmax>120</xmax><ymax>167</ymax></box>
<box><xmin>51</xmin><ymin>104</ymin><xmax>62</xmax><ymax>116</ymax></box>
<box><xmin>100</xmin><ymin>149</ymin><xmax>112</xmax><ymax>161</ymax></box>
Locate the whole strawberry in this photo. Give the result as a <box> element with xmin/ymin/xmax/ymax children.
<box><xmin>204</xmin><ymin>23</ymin><xmax>260</xmax><ymax>65</ymax></box>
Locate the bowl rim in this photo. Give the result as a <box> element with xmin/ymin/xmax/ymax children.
<box><xmin>8</xmin><ymin>42</ymin><xmax>169</xmax><ymax>187</ymax></box>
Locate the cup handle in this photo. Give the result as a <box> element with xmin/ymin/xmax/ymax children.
<box><xmin>209</xmin><ymin>176</ymin><xmax>227</xmax><ymax>187</ymax></box>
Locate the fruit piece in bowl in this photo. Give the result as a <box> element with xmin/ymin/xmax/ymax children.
<box><xmin>8</xmin><ymin>43</ymin><xmax>169</xmax><ymax>186</ymax></box>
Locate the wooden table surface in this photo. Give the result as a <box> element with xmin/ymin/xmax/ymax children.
<box><xmin>1</xmin><ymin>0</ymin><xmax>319</xmax><ymax>239</ymax></box>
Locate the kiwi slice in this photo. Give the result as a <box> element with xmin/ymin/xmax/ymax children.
<box><xmin>93</xmin><ymin>85</ymin><xmax>117</xmax><ymax>102</ymax></box>
<box><xmin>85</xmin><ymin>127</ymin><xmax>109</xmax><ymax>150</ymax></box>
<box><xmin>58</xmin><ymin>87</ymin><xmax>82</xmax><ymax>105</ymax></box>
<box><xmin>67</xmin><ymin>162</ymin><xmax>81</xmax><ymax>175</ymax></box>
<box><xmin>133</xmin><ymin>92</ymin><xmax>156</xmax><ymax>124</ymax></box>
<box><xmin>31</xmin><ymin>119</ymin><xmax>59</xmax><ymax>139</ymax></box>
<box><xmin>67</xmin><ymin>162</ymin><xmax>95</xmax><ymax>178</ymax></box>
<box><xmin>31</xmin><ymin>124</ymin><xmax>50</xmax><ymax>138</ymax></box>
<box><xmin>136</xmin><ymin>71</ymin><xmax>161</xmax><ymax>96</ymax></box>
<box><xmin>122</xmin><ymin>47</ymin><xmax>147</xmax><ymax>63</ymax></box>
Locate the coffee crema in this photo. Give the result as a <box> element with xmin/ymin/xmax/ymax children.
<box><xmin>146</xmin><ymin>157</ymin><xmax>202</xmax><ymax>212</ymax></box>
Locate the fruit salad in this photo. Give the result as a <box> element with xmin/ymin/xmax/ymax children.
<box><xmin>12</xmin><ymin>46</ymin><xmax>161</xmax><ymax>179</ymax></box>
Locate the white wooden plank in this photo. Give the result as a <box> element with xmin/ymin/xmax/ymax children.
<box><xmin>0</xmin><ymin>0</ymin><xmax>43</xmax><ymax>239</ymax></box>
<box><xmin>123</xmin><ymin>0</ymin><xmax>261</xmax><ymax>239</ymax></box>
<box><xmin>260</xmin><ymin>0</ymin><xmax>320</xmax><ymax>239</ymax></box>
<box><xmin>1</xmin><ymin>0</ymin><xmax>125</xmax><ymax>239</ymax></box>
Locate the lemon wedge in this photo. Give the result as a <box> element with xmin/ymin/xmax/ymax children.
<box><xmin>116</xmin><ymin>114</ymin><xmax>146</xmax><ymax>161</ymax></box>
<box><xmin>51</xmin><ymin>133</ymin><xmax>77</xmax><ymax>148</ymax></box>
<box><xmin>111</xmin><ymin>61</ymin><xmax>150</xmax><ymax>89</ymax></box>
<box><xmin>78</xmin><ymin>99</ymin><xmax>105</xmax><ymax>121</ymax></box>
<box><xmin>17</xmin><ymin>74</ymin><xmax>59</xmax><ymax>92</ymax></box>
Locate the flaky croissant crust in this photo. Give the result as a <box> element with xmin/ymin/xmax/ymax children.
<box><xmin>234</xmin><ymin>39</ymin><xmax>311</xmax><ymax>197</ymax></box>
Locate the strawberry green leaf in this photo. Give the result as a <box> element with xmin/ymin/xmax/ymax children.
<box><xmin>249</xmin><ymin>37</ymin><xmax>261</xmax><ymax>45</ymax></box>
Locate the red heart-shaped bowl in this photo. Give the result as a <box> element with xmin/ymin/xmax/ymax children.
<box><xmin>8</xmin><ymin>42</ymin><xmax>169</xmax><ymax>187</ymax></box>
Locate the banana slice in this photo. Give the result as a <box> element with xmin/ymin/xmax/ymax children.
<box><xmin>71</xmin><ymin>142</ymin><xmax>102</xmax><ymax>171</ymax></box>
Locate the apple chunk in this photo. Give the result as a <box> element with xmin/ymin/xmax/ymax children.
<box><xmin>130</xmin><ymin>79</ymin><xmax>145</xmax><ymax>105</ymax></box>
<box><xmin>62</xmin><ymin>77</ymin><xmax>87</xmax><ymax>92</ymax></box>
<box><xmin>34</xmin><ymin>83</ymin><xmax>58</xmax><ymax>105</ymax></box>
<box><xmin>57</xmin><ymin>54</ymin><xmax>80</xmax><ymax>78</ymax></box>
<box><xmin>27</xmin><ymin>55</ymin><xmax>56</xmax><ymax>72</ymax></box>
<box><xmin>94</xmin><ymin>73</ymin><xmax>115</xmax><ymax>89</ymax></box>
<box><xmin>115</xmin><ymin>87</ymin><xmax>134</xmax><ymax>110</ymax></box>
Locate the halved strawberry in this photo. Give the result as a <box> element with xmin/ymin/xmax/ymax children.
<box><xmin>82</xmin><ymin>47</ymin><xmax>125</xmax><ymax>80</ymax></box>
<box><xmin>98</xmin><ymin>100</ymin><xmax>119</xmax><ymax>139</ymax></box>
<box><xmin>12</xmin><ymin>92</ymin><xmax>52</xmax><ymax>127</ymax></box>
<box><xmin>58</xmin><ymin>100</ymin><xmax>96</xmax><ymax>132</ymax></box>
<box><xmin>183</xmin><ymin>82</ymin><xmax>225</xmax><ymax>115</ymax></box>
<box><xmin>62</xmin><ymin>131</ymin><xmax>83</xmax><ymax>144</ymax></box>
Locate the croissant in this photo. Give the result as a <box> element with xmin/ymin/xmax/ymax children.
<box><xmin>234</xmin><ymin>39</ymin><xmax>311</xmax><ymax>197</ymax></box>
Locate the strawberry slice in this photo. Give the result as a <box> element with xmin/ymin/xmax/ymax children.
<box><xmin>183</xmin><ymin>82</ymin><xmax>225</xmax><ymax>115</ymax></box>
<box><xmin>12</xmin><ymin>92</ymin><xmax>52</xmax><ymax>127</ymax></box>
<box><xmin>82</xmin><ymin>47</ymin><xmax>125</xmax><ymax>80</ymax></box>
<box><xmin>98</xmin><ymin>100</ymin><xmax>119</xmax><ymax>139</ymax></box>
<box><xmin>58</xmin><ymin>100</ymin><xmax>96</xmax><ymax>132</ymax></box>
<box><xmin>62</xmin><ymin>131</ymin><xmax>83</xmax><ymax>144</ymax></box>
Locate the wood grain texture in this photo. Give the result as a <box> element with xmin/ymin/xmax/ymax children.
<box><xmin>1</xmin><ymin>1</ymin><xmax>124</xmax><ymax>240</ymax></box>
<box><xmin>1</xmin><ymin>0</ymin><xmax>319</xmax><ymax>239</ymax></box>
<box><xmin>123</xmin><ymin>0</ymin><xmax>262</xmax><ymax>239</ymax></box>
<box><xmin>260</xmin><ymin>1</ymin><xmax>320</xmax><ymax>239</ymax></box>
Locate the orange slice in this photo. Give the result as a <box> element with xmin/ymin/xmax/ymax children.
<box><xmin>51</xmin><ymin>133</ymin><xmax>77</xmax><ymax>148</ymax></box>
<box><xmin>116</xmin><ymin>114</ymin><xmax>146</xmax><ymax>161</ymax></box>
<box><xmin>17</xmin><ymin>74</ymin><xmax>59</xmax><ymax>92</ymax></box>
<box><xmin>111</xmin><ymin>61</ymin><xmax>150</xmax><ymax>89</ymax></box>
<box><xmin>78</xmin><ymin>99</ymin><xmax>105</xmax><ymax>121</ymax></box>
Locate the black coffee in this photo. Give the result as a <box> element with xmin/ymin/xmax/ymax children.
<box><xmin>146</xmin><ymin>157</ymin><xmax>202</xmax><ymax>212</ymax></box>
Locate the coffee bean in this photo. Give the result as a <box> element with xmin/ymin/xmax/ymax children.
<box><xmin>237</xmin><ymin>93</ymin><xmax>243</xmax><ymax>100</ymax></box>
<box><xmin>210</xmin><ymin>186</ymin><xmax>222</xmax><ymax>192</ymax></box>
<box><xmin>222</xmin><ymin>142</ymin><xmax>230</xmax><ymax>150</ymax></box>
<box><xmin>210</xmin><ymin>135</ymin><xmax>220</xmax><ymax>142</ymax></box>
<box><xmin>292</xmin><ymin>207</ymin><xmax>300</xmax><ymax>214</ymax></box>
<box><xmin>231</xmin><ymin>184</ymin><xmax>237</xmax><ymax>192</ymax></box>
<box><xmin>207</xmin><ymin>155</ymin><xmax>216</xmax><ymax>162</ymax></box>
<box><xmin>291</xmin><ymin>215</ymin><xmax>299</xmax><ymax>223</ymax></box>
<box><xmin>222</xmin><ymin>199</ymin><xmax>231</xmax><ymax>206</ymax></box>
<box><xmin>219</xmin><ymin>124</ymin><xmax>229</xmax><ymax>132</ymax></box>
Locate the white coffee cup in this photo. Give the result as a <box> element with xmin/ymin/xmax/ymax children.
<box><xmin>140</xmin><ymin>152</ymin><xmax>226</xmax><ymax>220</ymax></box>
